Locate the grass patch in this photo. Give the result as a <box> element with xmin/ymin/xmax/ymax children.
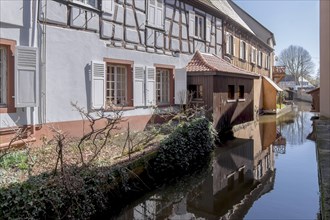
<box><xmin>276</xmin><ymin>103</ymin><xmax>286</xmax><ymax>109</ymax></box>
<box><xmin>0</xmin><ymin>151</ymin><xmax>29</xmax><ymax>170</ymax></box>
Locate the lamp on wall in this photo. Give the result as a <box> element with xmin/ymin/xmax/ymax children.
<box><xmin>172</xmin><ymin>50</ymin><xmax>180</xmax><ymax>57</ymax></box>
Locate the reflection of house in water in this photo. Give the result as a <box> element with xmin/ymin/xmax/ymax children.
<box><xmin>116</xmin><ymin>118</ymin><xmax>282</xmax><ymax>219</ymax></box>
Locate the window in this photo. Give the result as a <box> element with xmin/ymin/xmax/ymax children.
<box><xmin>74</xmin><ymin>0</ymin><xmax>97</xmax><ymax>7</ymax></box>
<box><xmin>189</xmin><ymin>84</ymin><xmax>203</xmax><ymax>100</ymax></box>
<box><xmin>239</xmin><ymin>85</ymin><xmax>244</xmax><ymax>99</ymax></box>
<box><xmin>194</xmin><ymin>14</ymin><xmax>204</xmax><ymax>39</ymax></box>
<box><xmin>239</xmin><ymin>41</ymin><xmax>246</xmax><ymax>60</ymax></box>
<box><xmin>0</xmin><ymin>39</ymin><xmax>15</xmax><ymax>113</ymax></box>
<box><xmin>265</xmin><ymin>54</ymin><xmax>269</xmax><ymax>69</ymax></box>
<box><xmin>227</xmin><ymin>173</ymin><xmax>235</xmax><ymax>191</ymax></box>
<box><xmin>0</xmin><ymin>46</ymin><xmax>6</xmax><ymax>106</ymax></box>
<box><xmin>148</xmin><ymin>0</ymin><xmax>164</xmax><ymax>28</ymax></box>
<box><xmin>238</xmin><ymin>167</ymin><xmax>245</xmax><ymax>183</ymax></box>
<box><xmin>257</xmin><ymin>51</ymin><xmax>263</xmax><ymax>67</ymax></box>
<box><xmin>228</xmin><ymin>85</ymin><xmax>235</xmax><ymax>100</ymax></box>
<box><xmin>156</xmin><ymin>69</ymin><xmax>170</xmax><ymax>104</ymax></box>
<box><xmin>251</xmin><ymin>47</ymin><xmax>256</xmax><ymax>64</ymax></box>
<box><xmin>257</xmin><ymin>160</ymin><xmax>263</xmax><ymax>179</ymax></box>
<box><xmin>226</xmin><ymin>33</ymin><xmax>234</xmax><ymax>56</ymax></box>
<box><xmin>106</xmin><ymin>65</ymin><xmax>127</xmax><ymax>106</ymax></box>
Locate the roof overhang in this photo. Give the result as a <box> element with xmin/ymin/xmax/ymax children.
<box><xmin>263</xmin><ymin>76</ymin><xmax>283</xmax><ymax>92</ymax></box>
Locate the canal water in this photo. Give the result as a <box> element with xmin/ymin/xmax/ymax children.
<box><xmin>113</xmin><ymin>102</ymin><xmax>320</xmax><ymax>220</ymax></box>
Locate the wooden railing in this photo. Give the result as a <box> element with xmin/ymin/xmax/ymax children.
<box><xmin>273</xmin><ymin>66</ymin><xmax>286</xmax><ymax>75</ymax></box>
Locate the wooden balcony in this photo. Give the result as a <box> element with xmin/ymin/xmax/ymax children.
<box><xmin>272</xmin><ymin>66</ymin><xmax>286</xmax><ymax>83</ymax></box>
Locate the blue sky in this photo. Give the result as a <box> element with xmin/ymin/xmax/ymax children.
<box><xmin>233</xmin><ymin>0</ymin><xmax>320</xmax><ymax>75</ymax></box>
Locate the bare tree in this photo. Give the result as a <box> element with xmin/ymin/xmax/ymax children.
<box><xmin>278</xmin><ymin>45</ymin><xmax>315</xmax><ymax>85</ymax></box>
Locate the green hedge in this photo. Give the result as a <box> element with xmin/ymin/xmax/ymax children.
<box><xmin>151</xmin><ymin>117</ymin><xmax>216</xmax><ymax>175</ymax></box>
<box><xmin>0</xmin><ymin>117</ymin><xmax>216</xmax><ymax>219</ymax></box>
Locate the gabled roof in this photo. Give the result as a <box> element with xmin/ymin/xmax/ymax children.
<box><xmin>306</xmin><ymin>87</ymin><xmax>320</xmax><ymax>94</ymax></box>
<box><xmin>193</xmin><ymin>0</ymin><xmax>255</xmax><ymax>35</ymax></box>
<box><xmin>263</xmin><ymin>76</ymin><xmax>283</xmax><ymax>92</ymax></box>
<box><xmin>227</xmin><ymin>0</ymin><xmax>275</xmax><ymax>47</ymax></box>
<box><xmin>186</xmin><ymin>51</ymin><xmax>258</xmax><ymax>77</ymax></box>
<box><xmin>208</xmin><ymin>0</ymin><xmax>255</xmax><ymax>34</ymax></box>
<box><xmin>282</xmin><ymin>75</ymin><xmax>296</xmax><ymax>82</ymax></box>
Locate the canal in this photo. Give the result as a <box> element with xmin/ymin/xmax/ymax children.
<box><xmin>113</xmin><ymin>102</ymin><xmax>320</xmax><ymax>219</ymax></box>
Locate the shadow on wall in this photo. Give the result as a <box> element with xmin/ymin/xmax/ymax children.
<box><xmin>20</xmin><ymin>0</ymin><xmax>31</xmax><ymax>46</ymax></box>
<box><xmin>84</xmin><ymin>63</ymin><xmax>91</xmax><ymax>110</ymax></box>
<box><xmin>215</xmin><ymin>101</ymin><xmax>254</xmax><ymax>133</ymax></box>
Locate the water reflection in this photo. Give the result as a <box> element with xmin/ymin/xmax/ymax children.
<box><xmin>115</xmin><ymin>118</ymin><xmax>281</xmax><ymax>220</ymax></box>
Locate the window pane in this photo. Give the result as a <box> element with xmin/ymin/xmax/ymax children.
<box><xmin>0</xmin><ymin>47</ymin><xmax>6</xmax><ymax>105</ymax></box>
<box><xmin>106</xmin><ymin>65</ymin><xmax>127</xmax><ymax>106</ymax></box>
<box><xmin>199</xmin><ymin>17</ymin><xmax>203</xmax><ymax>38</ymax></box>
<box><xmin>195</xmin><ymin>16</ymin><xmax>198</xmax><ymax>36</ymax></box>
<box><xmin>156</xmin><ymin>0</ymin><xmax>162</xmax><ymax>7</ymax></box>
<box><xmin>239</xmin><ymin>85</ymin><xmax>244</xmax><ymax>99</ymax></box>
<box><xmin>228</xmin><ymin>85</ymin><xmax>235</xmax><ymax>100</ymax></box>
<box><xmin>156</xmin><ymin>69</ymin><xmax>170</xmax><ymax>104</ymax></box>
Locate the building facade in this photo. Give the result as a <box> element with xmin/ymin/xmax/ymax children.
<box><xmin>320</xmin><ymin>0</ymin><xmax>330</xmax><ymax>118</ymax></box>
<box><xmin>0</xmin><ymin>0</ymin><xmax>277</xmax><ymax>146</ymax></box>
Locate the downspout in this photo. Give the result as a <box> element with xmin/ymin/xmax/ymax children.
<box><xmin>40</xmin><ymin>0</ymin><xmax>47</xmax><ymax>126</ymax></box>
<box><xmin>31</xmin><ymin>0</ymin><xmax>39</xmax><ymax>136</ymax></box>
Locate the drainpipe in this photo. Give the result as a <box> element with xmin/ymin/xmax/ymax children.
<box><xmin>31</xmin><ymin>0</ymin><xmax>39</xmax><ymax>136</ymax></box>
<box><xmin>40</xmin><ymin>0</ymin><xmax>47</xmax><ymax>126</ymax></box>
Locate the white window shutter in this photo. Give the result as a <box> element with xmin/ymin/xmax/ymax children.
<box><xmin>15</xmin><ymin>46</ymin><xmax>39</xmax><ymax>108</ymax></box>
<box><xmin>148</xmin><ymin>0</ymin><xmax>156</xmax><ymax>25</ymax></box>
<box><xmin>206</xmin><ymin>16</ymin><xmax>211</xmax><ymax>42</ymax></box>
<box><xmin>156</xmin><ymin>0</ymin><xmax>164</xmax><ymax>27</ymax></box>
<box><xmin>146</xmin><ymin>66</ymin><xmax>156</xmax><ymax>106</ymax></box>
<box><xmin>102</xmin><ymin>0</ymin><xmax>114</xmax><ymax>15</ymax></box>
<box><xmin>239</xmin><ymin>40</ymin><xmax>243</xmax><ymax>59</ymax></box>
<box><xmin>174</xmin><ymin>68</ymin><xmax>187</xmax><ymax>105</ymax></box>
<box><xmin>91</xmin><ymin>61</ymin><xmax>105</xmax><ymax>109</ymax></box>
<box><xmin>226</xmin><ymin>32</ymin><xmax>230</xmax><ymax>54</ymax></box>
<box><xmin>189</xmin><ymin>10</ymin><xmax>195</xmax><ymax>37</ymax></box>
<box><xmin>233</xmin><ymin>36</ymin><xmax>236</xmax><ymax>57</ymax></box>
<box><xmin>134</xmin><ymin>65</ymin><xmax>145</xmax><ymax>106</ymax></box>
<box><xmin>245</xmin><ymin>43</ymin><xmax>249</xmax><ymax>61</ymax></box>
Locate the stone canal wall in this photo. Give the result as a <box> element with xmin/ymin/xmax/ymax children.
<box><xmin>315</xmin><ymin>118</ymin><xmax>330</xmax><ymax>220</ymax></box>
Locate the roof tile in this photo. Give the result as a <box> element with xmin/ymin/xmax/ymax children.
<box><xmin>186</xmin><ymin>51</ymin><xmax>258</xmax><ymax>77</ymax></box>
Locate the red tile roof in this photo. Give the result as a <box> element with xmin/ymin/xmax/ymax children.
<box><xmin>186</xmin><ymin>51</ymin><xmax>258</xmax><ymax>77</ymax></box>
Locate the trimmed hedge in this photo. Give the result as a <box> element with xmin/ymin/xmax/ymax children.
<box><xmin>150</xmin><ymin>117</ymin><xmax>216</xmax><ymax>175</ymax></box>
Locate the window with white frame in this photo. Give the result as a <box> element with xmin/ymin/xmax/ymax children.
<box><xmin>265</xmin><ymin>54</ymin><xmax>269</xmax><ymax>69</ymax></box>
<box><xmin>106</xmin><ymin>65</ymin><xmax>127</xmax><ymax>106</ymax></box>
<box><xmin>148</xmin><ymin>0</ymin><xmax>164</xmax><ymax>28</ymax></box>
<box><xmin>239</xmin><ymin>41</ymin><xmax>246</xmax><ymax>60</ymax></box>
<box><xmin>257</xmin><ymin>51</ymin><xmax>263</xmax><ymax>67</ymax></box>
<box><xmin>156</xmin><ymin>68</ymin><xmax>170</xmax><ymax>104</ymax></box>
<box><xmin>226</xmin><ymin>33</ymin><xmax>234</xmax><ymax>56</ymax></box>
<box><xmin>74</xmin><ymin>0</ymin><xmax>98</xmax><ymax>7</ymax></box>
<box><xmin>251</xmin><ymin>47</ymin><xmax>256</xmax><ymax>64</ymax></box>
<box><xmin>194</xmin><ymin>14</ymin><xmax>205</xmax><ymax>39</ymax></box>
<box><xmin>0</xmin><ymin>46</ymin><xmax>7</xmax><ymax>105</ymax></box>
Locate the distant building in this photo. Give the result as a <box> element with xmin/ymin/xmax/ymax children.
<box><xmin>307</xmin><ymin>87</ymin><xmax>320</xmax><ymax>112</ymax></box>
<box><xmin>279</xmin><ymin>75</ymin><xmax>315</xmax><ymax>91</ymax></box>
